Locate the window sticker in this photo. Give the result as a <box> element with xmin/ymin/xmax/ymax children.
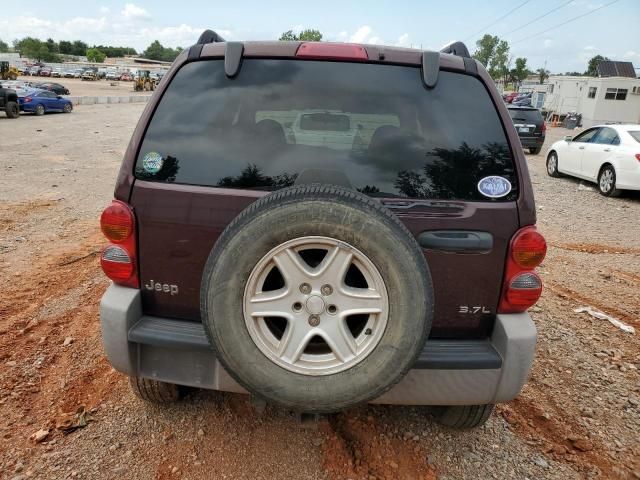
<box><xmin>142</xmin><ymin>152</ymin><xmax>164</xmax><ymax>174</ymax></box>
<box><xmin>477</xmin><ymin>176</ymin><xmax>512</xmax><ymax>198</ymax></box>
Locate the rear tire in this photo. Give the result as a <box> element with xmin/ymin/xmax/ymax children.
<box><xmin>433</xmin><ymin>404</ymin><xmax>495</xmax><ymax>429</ymax></box>
<box><xmin>598</xmin><ymin>165</ymin><xmax>621</xmax><ymax>197</ymax></box>
<box><xmin>529</xmin><ymin>147</ymin><xmax>541</xmax><ymax>155</ymax></box>
<box><xmin>63</xmin><ymin>103</ymin><xmax>72</xmax><ymax>113</ymax></box>
<box><xmin>35</xmin><ymin>104</ymin><xmax>45</xmax><ymax>116</ymax></box>
<box><xmin>201</xmin><ymin>184</ymin><xmax>433</xmax><ymax>413</ymax></box>
<box><xmin>129</xmin><ymin>376</ymin><xmax>182</xmax><ymax>403</ymax></box>
<box><xmin>546</xmin><ymin>152</ymin><xmax>560</xmax><ymax>178</ymax></box>
<box><xmin>5</xmin><ymin>101</ymin><xmax>19</xmax><ymax>119</ymax></box>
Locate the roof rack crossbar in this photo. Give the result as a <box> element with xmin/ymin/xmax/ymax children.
<box><xmin>440</xmin><ymin>41</ymin><xmax>471</xmax><ymax>58</ymax></box>
<box><xmin>197</xmin><ymin>29</ymin><xmax>225</xmax><ymax>44</ymax></box>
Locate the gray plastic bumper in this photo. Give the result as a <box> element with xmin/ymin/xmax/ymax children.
<box><xmin>100</xmin><ymin>284</ymin><xmax>536</xmax><ymax>405</ymax></box>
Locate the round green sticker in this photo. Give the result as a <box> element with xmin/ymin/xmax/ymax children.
<box><xmin>142</xmin><ymin>152</ymin><xmax>164</xmax><ymax>174</ymax></box>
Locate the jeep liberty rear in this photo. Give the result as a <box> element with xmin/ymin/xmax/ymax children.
<box><xmin>99</xmin><ymin>33</ymin><xmax>545</xmax><ymax>427</ymax></box>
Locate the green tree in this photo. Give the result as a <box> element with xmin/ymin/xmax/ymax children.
<box><xmin>86</xmin><ymin>48</ymin><xmax>106</xmax><ymax>63</ymax></box>
<box><xmin>473</xmin><ymin>34</ymin><xmax>499</xmax><ymax>67</ymax></box>
<box><xmin>488</xmin><ymin>40</ymin><xmax>509</xmax><ymax>81</ymax></box>
<box><xmin>536</xmin><ymin>67</ymin><xmax>550</xmax><ymax>84</ymax></box>
<box><xmin>585</xmin><ymin>54</ymin><xmax>609</xmax><ymax>77</ymax></box>
<box><xmin>46</xmin><ymin>38</ymin><xmax>59</xmax><ymax>53</ymax></box>
<box><xmin>142</xmin><ymin>40</ymin><xmax>180</xmax><ymax>62</ymax></box>
<box><xmin>59</xmin><ymin>40</ymin><xmax>73</xmax><ymax>54</ymax></box>
<box><xmin>72</xmin><ymin>40</ymin><xmax>88</xmax><ymax>56</ymax></box>
<box><xmin>509</xmin><ymin>57</ymin><xmax>530</xmax><ymax>86</ymax></box>
<box><xmin>13</xmin><ymin>37</ymin><xmax>59</xmax><ymax>61</ymax></box>
<box><xmin>0</xmin><ymin>39</ymin><xmax>9</xmax><ymax>52</ymax></box>
<box><xmin>279</xmin><ymin>29</ymin><xmax>323</xmax><ymax>41</ymax></box>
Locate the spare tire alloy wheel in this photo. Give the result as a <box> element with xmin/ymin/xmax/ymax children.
<box><xmin>201</xmin><ymin>185</ymin><xmax>433</xmax><ymax>413</ymax></box>
<box><xmin>244</xmin><ymin>236</ymin><xmax>388</xmax><ymax>375</ymax></box>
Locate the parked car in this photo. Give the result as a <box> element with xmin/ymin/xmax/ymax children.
<box><xmin>51</xmin><ymin>68</ymin><xmax>62</xmax><ymax>78</ymax></box>
<box><xmin>63</xmin><ymin>69</ymin><xmax>76</xmax><ymax>78</ymax></box>
<box><xmin>106</xmin><ymin>70</ymin><xmax>119</xmax><ymax>80</ymax></box>
<box><xmin>119</xmin><ymin>72</ymin><xmax>133</xmax><ymax>81</ymax></box>
<box><xmin>0</xmin><ymin>84</ymin><xmax>20</xmax><ymax>118</ymax></box>
<box><xmin>40</xmin><ymin>67</ymin><xmax>52</xmax><ymax>77</ymax></box>
<box><xmin>99</xmin><ymin>33</ymin><xmax>545</xmax><ymax>428</ymax></box>
<box><xmin>19</xmin><ymin>89</ymin><xmax>73</xmax><ymax>115</ymax></box>
<box><xmin>34</xmin><ymin>82</ymin><xmax>70</xmax><ymax>95</ymax></box>
<box><xmin>503</xmin><ymin>92</ymin><xmax>518</xmax><ymax>103</ymax></box>
<box><xmin>81</xmin><ymin>69</ymin><xmax>97</xmax><ymax>81</ymax></box>
<box><xmin>546</xmin><ymin>124</ymin><xmax>640</xmax><ymax>196</ymax></box>
<box><xmin>27</xmin><ymin>66</ymin><xmax>41</xmax><ymax>76</ymax></box>
<box><xmin>507</xmin><ymin>106</ymin><xmax>546</xmax><ymax>154</ymax></box>
<box><xmin>73</xmin><ymin>69</ymin><xmax>84</xmax><ymax>78</ymax></box>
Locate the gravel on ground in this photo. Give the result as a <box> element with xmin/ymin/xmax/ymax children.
<box><xmin>1</xmin><ymin>106</ymin><xmax>638</xmax><ymax>480</ymax></box>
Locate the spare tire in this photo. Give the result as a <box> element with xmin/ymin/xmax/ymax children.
<box><xmin>201</xmin><ymin>184</ymin><xmax>433</xmax><ymax>412</ymax></box>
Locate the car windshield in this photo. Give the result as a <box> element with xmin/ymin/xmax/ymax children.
<box><xmin>508</xmin><ymin>109</ymin><xmax>541</xmax><ymax>123</ymax></box>
<box><xmin>136</xmin><ymin>59</ymin><xmax>517</xmax><ymax>201</ymax></box>
<box><xmin>629</xmin><ymin>131</ymin><xmax>640</xmax><ymax>143</ymax></box>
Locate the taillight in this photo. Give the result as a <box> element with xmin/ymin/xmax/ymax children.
<box><xmin>24</xmin><ymin>96</ymin><xmax>32</xmax><ymax>103</ymax></box>
<box><xmin>635</xmin><ymin>154</ymin><xmax>640</xmax><ymax>162</ymax></box>
<box><xmin>296</xmin><ymin>42</ymin><xmax>368</xmax><ymax>61</ymax></box>
<box><xmin>499</xmin><ymin>226</ymin><xmax>546</xmax><ymax>313</ymax></box>
<box><xmin>541</xmin><ymin>122</ymin><xmax>547</xmax><ymax>133</ymax></box>
<box><xmin>100</xmin><ymin>200</ymin><xmax>138</xmax><ymax>288</ymax></box>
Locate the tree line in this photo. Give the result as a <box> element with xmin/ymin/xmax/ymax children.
<box><xmin>0</xmin><ymin>31</ymin><xmax>611</xmax><ymax>77</ymax></box>
<box><xmin>0</xmin><ymin>37</ymin><xmax>182</xmax><ymax>63</ymax></box>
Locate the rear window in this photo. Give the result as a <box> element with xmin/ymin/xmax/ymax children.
<box><xmin>136</xmin><ymin>59</ymin><xmax>517</xmax><ymax>201</ymax></box>
<box><xmin>629</xmin><ymin>131</ymin><xmax>640</xmax><ymax>143</ymax></box>
<box><xmin>507</xmin><ymin>108</ymin><xmax>542</xmax><ymax>124</ymax></box>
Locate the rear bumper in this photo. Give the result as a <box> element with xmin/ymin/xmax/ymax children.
<box><xmin>518</xmin><ymin>136</ymin><xmax>545</xmax><ymax>148</ymax></box>
<box><xmin>100</xmin><ymin>284</ymin><xmax>536</xmax><ymax>406</ymax></box>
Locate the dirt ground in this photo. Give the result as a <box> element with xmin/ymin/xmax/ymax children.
<box><xmin>0</xmin><ymin>105</ymin><xmax>638</xmax><ymax>480</ymax></box>
<box><xmin>16</xmin><ymin>76</ymin><xmax>150</xmax><ymax>97</ymax></box>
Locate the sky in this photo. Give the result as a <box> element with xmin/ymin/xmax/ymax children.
<box><xmin>1</xmin><ymin>0</ymin><xmax>639</xmax><ymax>73</ymax></box>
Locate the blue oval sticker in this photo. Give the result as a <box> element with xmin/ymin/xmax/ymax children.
<box><xmin>478</xmin><ymin>176</ymin><xmax>512</xmax><ymax>198</ymax></box>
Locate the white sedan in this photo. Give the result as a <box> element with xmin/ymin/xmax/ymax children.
<box><xmin>546</xmin><ymin>124</ymin><xmax>640</xmax><ymax>196</ymax></box>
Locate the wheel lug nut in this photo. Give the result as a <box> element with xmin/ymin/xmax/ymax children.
<box><xmin>327</xmin><ymin>305</ymin><xmax>337</xmax><ymax>315</ymax></box>
<box><xmin>292</xmin><ymin>302</ymin><xmax>302</xmax><ymax>312</ymax></box>
<box><xmin>299</xmin><ymin>283</ymin><xmax>311</xmax><ymax>294</ymax></box>
<box><xmin>321</xmin><ymin>284</ymin><xmax>333</xmax><ymax>296</ymax></box>
<box><xmin>308</xmin><ymin>315</ymin><xmax>320</xmax><ymax>327</ymax></box>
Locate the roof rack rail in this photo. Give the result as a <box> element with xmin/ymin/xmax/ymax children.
<box><xmin>440</xmin><ymin>41</ymin><xmax>470</xmax><ymax>58</ymax></box>
<box><xmin>197</xmin><ymin>29</ymin><xmax>226</xmax><ymax>44</ymax></box>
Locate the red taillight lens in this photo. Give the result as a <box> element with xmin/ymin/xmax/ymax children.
<box><xmin>542</xmin><ymin>122</ymin><xmax>547</xmax><ymax>133</ymax></box>
<box><xmin>100</xmin><ymin>245</ymin><xmax>134</xmax><ymax>281</ymax></box>
<box><xmin>505</xmin><ymin>272</ymin><xmax>543</xmax><ymax>308</ymax></box>
<box><xmin>101</xmin><ymin>200</ymin><xmax>133</xmax><ymax>242</ymax></box>
<box><xmin>296</xmin><ymin>42</ymin><xmax>368</xmax><ymax>61</ymax></box>
<box><xmin>25</xmin><ymin>96</ymin><xmax>32</xmax><ymax>103</ymax></box>
<box><xmin>100</xmin><ymin>200</ymin><xmax>138</xmax><ymax>288</ymax></box>
<box><xmin>635</xmin><ymin>154</ymin><xmax>640</xmax><ymax>162</ymax></box>
<box><xmin>499</xmin><ymin>226</ymin><xmax>546</xmax><ymax>313</ymax></box>
<box><xmin>511</xmin><ymin>227</ymin><xmax>547</xmax><ymax>268</ymax></box>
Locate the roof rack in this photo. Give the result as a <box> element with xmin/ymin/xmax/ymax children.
<box><xmin>422</xmin><ymin>40</ymin><xmax>475</xmax><ymax>90</ymax></box>
<box><xmin>440</xmin><ymin>41</ymin><xmax>471</xmax><ymax>58</ymax></box>
<box><xmin>197</xmin><ymin>29</ymin><xmax>225</xmax><ymax>44</ymax></box>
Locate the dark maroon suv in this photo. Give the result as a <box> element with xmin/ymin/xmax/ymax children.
<box><xmin>99</xmin><ymin>31</ymin><xmax>546</xmax><ymax>428</ymax></box>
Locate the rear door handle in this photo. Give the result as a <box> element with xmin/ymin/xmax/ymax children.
<box><xmin>578</xmin><ymin>146</ymin><xmax>585</xmax><ymax>150</ymax></box>
<box><xmin>419</xmin><ymin>230</ymin><xmax>493</xmax><ymax>254</ymax></box>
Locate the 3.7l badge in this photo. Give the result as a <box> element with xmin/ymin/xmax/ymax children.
<box><xmin>459</xmin><ymin>306</ymin><xmax>491</xmax><ymax>314</ymax></box>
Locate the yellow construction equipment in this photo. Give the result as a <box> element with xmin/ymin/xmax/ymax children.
<box><xmin>133</xmin><ymin>70</ymin><xmax>156</xmax><ymax>92</ymax></box>
<box><xmin>0</xmin><ymin>61</ymin><xmax>19</xmax><ymax>81</ymax></box>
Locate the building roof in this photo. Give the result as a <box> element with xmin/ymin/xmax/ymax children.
<box><xmin>597</xmin><ymin>61</ymin><xmax>636</xmax><ymax>78</ymax></box>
